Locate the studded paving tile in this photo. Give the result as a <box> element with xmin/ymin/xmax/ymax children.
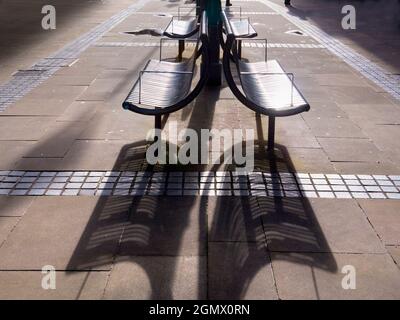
<box><xmin>0</xmin><ymin>170</ymin><xmax>399</xmax><ymax>200</ymax></box>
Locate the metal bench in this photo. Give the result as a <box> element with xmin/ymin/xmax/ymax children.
<box><xmin>123</xmin><ymin>11</ymin><xmax>209</xmax><ymax>131</ymax></box>
<box><xmin>223</xmin><ymin>7</ymin><xmax>257</xmax><ymax>58</ymax></box>
<box><xmin>163</xmin><ymin>6</ymin><xmax>200</xmax><ymax>59</ymax></box>
<box><xmin>221</xmin><ymin>11</ymin><xmax>310</xmax><ymax>151</ymax></box>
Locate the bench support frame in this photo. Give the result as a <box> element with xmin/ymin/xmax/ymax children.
<box><xmin>268</xmin><ymin>116</ymin><xmax>275</xmax><ymax>151</ymax></box>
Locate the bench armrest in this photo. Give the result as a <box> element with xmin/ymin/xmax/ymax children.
<box><xmin>235</xmin><ymin>38</ymin><xmax>268</xmax><ymax>61</ymax></box>
<box><xmin>138</xmin><ymin>70</ymin><xmax>193</xmax><ymax>104</ymax></box>
<box><xmin>239</xmin><ymin>72</ymin><xmax>295</xmax><ymax>105</ymax></box>
<box><xmin>223</xmin><ymin>6</ymin><xmax>242</xmax><ymax>19</ymax></box>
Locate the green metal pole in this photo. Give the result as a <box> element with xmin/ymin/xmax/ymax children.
<box><xmin>204</xmin><ymin>0</ymin><xmax>222</xmax><ymax>86</ymax></box>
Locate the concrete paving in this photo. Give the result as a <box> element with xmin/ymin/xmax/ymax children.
<box><xmin>0</xmin><ymin>0</ymin><xmax>399</xmax><ymax>299</ymax></box>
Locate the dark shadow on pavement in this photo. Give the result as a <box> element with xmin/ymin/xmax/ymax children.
<box><xmin>282</xmin><ymin>0</ymin><xmax>400</xmax><ymax>72</ymax></box>
<box><xmin>66</xmin><ymin>108</ymin><xmax>337</xmax><ymax>299</ymax></box>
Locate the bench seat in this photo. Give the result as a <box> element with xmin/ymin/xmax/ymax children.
<box><xmin>164</xmin><ymin>17</ymin><xmax>198</xmax><ymax>38</ymax></box>
<box><xmin>221</xmin><ymin>10</ymin><xmax>310</xmax><ymax>150</ymax></box>
<box><xmin>238</xmin><ymin>60</ymin><xmax>309</xmax><ymax>116</ymax></box>
<box><xmin>230</xmin><ymin>19</ymin><xmax>257</xmax><ymax>38</ymax></box>
<box><xmin>124</xmin><ymin>59</ymin><xmax>194</xmax><ymax>110</ymax></box>
<box><xmin>123</xmin><ymin>11</ymin><xmax>209</xmax><ymax>124</ymax></box>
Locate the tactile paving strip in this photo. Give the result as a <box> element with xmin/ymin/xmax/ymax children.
<box><xmin>95</xmin><ymin>42</ymin><xmax>325</xmax><ymax>49</ymax></box>
<box><xmin>261</xmin><ymin>0</ymin><xmax>400</xmax><ymax>101</ymax></box>
<box><xmin>0</xmin><ymin>0</ymin><xmax>151</xmax><ymax>111</ymax></box>
<box><xmin>134</xmin><ymin>11</ymin><xmax>279</xmax><ymax>15</ymax></box>
<box><xmin>0</xmin><ymin>170</ymin><xmax>399</xmax><ymax>199</ymax></box>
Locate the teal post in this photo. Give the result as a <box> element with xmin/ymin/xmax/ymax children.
<box><xmin>204</xmin><ymin>0</ymin><xmax>222</xmax><ymax>86</ymax></box>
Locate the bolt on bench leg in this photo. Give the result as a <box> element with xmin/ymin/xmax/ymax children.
<box><xmin>267</xmin><ymin>116</ymin><xmax>275</xmax><ymax>151</ymax></box>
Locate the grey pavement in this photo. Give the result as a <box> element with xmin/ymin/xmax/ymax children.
<box><xmin>0</xmin><ymin>0</ymin><xmax>400</xmax><ymax>299</ymax></box>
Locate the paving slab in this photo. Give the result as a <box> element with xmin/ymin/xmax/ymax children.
<box><xmin>318</xmin><ymin>137</ymin><xmax>383</xmax><ymax>163</ymax></box>
<box><xmin>76</xmin><ymin>78</ymin><xmax>122</xmax><ymax>102</ymax></box>
<box><xmin>119</xmin><ymin>196</ymin><xmax>206</xmax><ymax>256</ymax></box>
<box><xmin>362</xmin><ymin>125</ymin><xmax>400</xmax><ymax>163</ymax></box>
<box><xmin>79</xmin><ymin>109</ymin><xmax>153</xmax><ymax>140</ymax></box>
<box><xmin>104</xmin><ymin>257</ymin><xmax>206</xmax><ymax>300</ymax></box>
<box><xmin>1</xmin><ymin>98</ymin><xmax>81</xmax><ymax>116</ymax></box>
<box><xmin>61</xmin><ymin>140</ymin><xmax>144</xmax><ymax>171</ymax></box>
<box><xmin>326</xmin><ymin>86</ymin><xmax>393</xmax><ymax>105</ymax></box>
<box><xmin>24</xmin><ymin>85</ymin><xmax>88</xmax><ymax>102</ymax></box>
<box><xmin>50</xmin><ymin>74</ymin><xmax>97</xmax><ymax>87</ymax></box>
<box><xmin>0</xmin><ymin>271</ymin><xmax>108</xmax><ymax>300</ymax></box>
<box><xmin>0</xmin><ymin>197</ymin><xmax>126</xmax><ymax>270</ymax></box>
<box><xmin>302</xmin><ymin>101</ymin><xmax>347</xmax><ymax>120</ymax></box>
<box><xmin>271</xmin><ymin>253</ymin><xmax>400</xmax><ymax>299</ymax></box>
<box><xmin>387</xmin><ymin>246</ymin><xmax>400</xmax><ymax>267</ymax></box>
<box><xmin>24</xmin><ymin>122</ymin><xmax>88</xmax><ymax>158</ymax></box>
<box><xmin>0</xmin><ymin>217</ymin><xmax>19</xmax><ymax>246</ymax></box>
<box><xmin>305</xmin><ymin>118</ymin><xmax>365</xmax><ymax>139</ymax></box>
<box><xmin>14</xmin><ymin>158</ymin><xmax>66</xmax><ymax>171</ymax></box>
<box><xmin>56</xmin><ymin>101</ymin><xmax>100</xmax><ymax>122</ymax></box>
<box><xmin>208</xmin><ymin>196</ymin><xmax>265</xmax><ymax>243</ymax></box>
<box><xmin>0</xmin><ymin>141</ymin><xmax>36</xmax><ymax>169</ymax></box>
<box><xmin>333</xmin><ymin>160</ymin><xmax>400</xmax><ymax>175</ymax></box>
<box><xmin>284</xmin><ymin>147</ymin><xmax>335</xmax><ymax>173</ymax></box>
<box><xmin>338</xmin><ymin>104</ymin><xmax>400</xmax><ymax>126</ymax></box>
<box><xmin>258</xmin><ymin>197</ymin><xmax>385</xmax><ymax>254</ymax></box>
<box><xmin>314</xmin><ymin>74</ymin><xmax>374</xmax><ymax>88</ymax></box>
<box><xmin>0</xmin><ymin>117</ymin><xmax>55</xmax><ymax>141</ymax></box>
<box><xmin>307</xmin><ymin>199</ymin><xmax>385</xmax><ymax>253</ymax></box>
<box><xmin>358</xmin><ymin>200</ymin><xmax>400</xmax><ymax>246</ymax></box>
<box><xmin>0</xmin><ymin>196</ymin><xmax>35</xmax><ymax>217</ymax></box>
<box><xmin>208</xmin><ymin>242</ymin><xmax>278</xmax><ymax>300</ymax></box>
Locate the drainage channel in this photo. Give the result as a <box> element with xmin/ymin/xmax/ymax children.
<box><xmin>0</xmin><ymin>0</ymin><xmax>151</xmax><ymax>112</ymax></box>
<box><xmin>0</xmin><ymin>170</ymin><xmax>399</xmax><ymax>199</ymax></box>
<box><xmin>261</xmin><ymin>0</ymin><xmax>400</xmax><ymax>101</ymax></box>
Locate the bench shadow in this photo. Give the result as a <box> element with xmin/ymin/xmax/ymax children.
<box><xmin>206</xmin><ymin>114</ymin><xmax>337</xmax><ymax>299</ymax></box>
<box><xmin>66</xmin><ymin>93</ymin><xmax>337</xmax><ymax>299</ymax></box>
<box><xmin>67</xmin><ymin>85</ymin><xmax>218</xmax><ymax>299</ymax></box>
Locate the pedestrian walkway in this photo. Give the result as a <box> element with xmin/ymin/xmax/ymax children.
<box><xmin>0</xmin><ymin>0</ymin><xmax>399</xmax><ymax>299</ymax></box>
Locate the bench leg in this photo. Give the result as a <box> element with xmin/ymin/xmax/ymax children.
<box><xmin>267</xmin><ymin>116</ymin><xmax>275</xmax><ymax>151</ymax></box>
<box><xmin>154</xmin><ymin>114</ymin><xmax>162</xmax><ymax>157</ymax></box>
<box><xmin>238</xmin><ymin>40</ymin><xmax>242</xmax><ymax>59</ymax></box>
<box><xmin>155</xmin><ymin>114</ymin><xmax>162</xmax><ymax>131</ymax></box>
<box><xmin>178</xmin><ymin>40</ymin><xmax>185</xmax><ymax>61</ymax></box>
